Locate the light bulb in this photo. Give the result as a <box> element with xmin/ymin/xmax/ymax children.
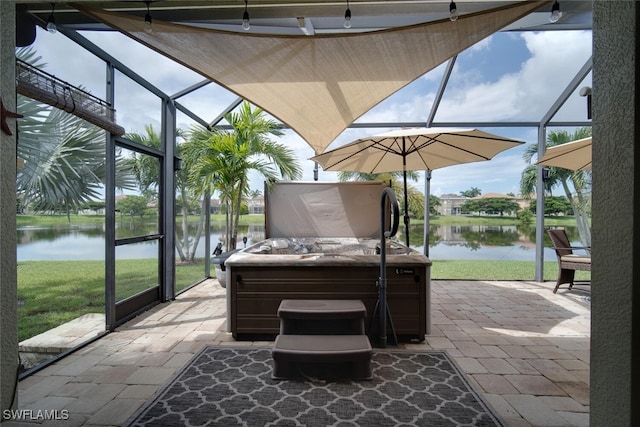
<box><xmin>144</xmin><ymin>13</ymin><xmax>153</xmax><ymax>33</ymax></box>
<box><xmin>343</xmin><ymin>8</ymin><xmax>352</xmax><ymax>29</ymax></box>
<box><xmin>46</xmin><ymin>16</ymin><xmax>57</xmax><ymax>34</ymax></box>
<box><xmin>45</xmin><ymin>3</ymin><xmax>57</xmax><ymax>34</ymax></box>
<box><xmin>242</xmin><ymin>11</ymin><xmax>250</xmax><ymax>30</ymax></box>
<box><xmin>449</xmin><ymin>1</ymin><xmax>458</xmax><ymax>22</ymax></box>
<box><xmin>549</xmin><ymin>1</ymin><xmax>561</xmax><ymax>23</ymax></box>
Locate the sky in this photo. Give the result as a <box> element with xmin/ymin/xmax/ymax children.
<box><xmin>24</xmin><ymin>22</ymin><xmax>593</xmax><ymax>198</ymax></box>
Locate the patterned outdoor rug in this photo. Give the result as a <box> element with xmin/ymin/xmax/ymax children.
<box><xmin>126</xmin><ymin>346</ymin><xmax>504</xmax><ymax>427</ymax></box>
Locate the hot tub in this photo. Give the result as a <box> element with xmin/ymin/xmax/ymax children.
<box><xmin>224</xmin><ymin>182</ymin><xmax>431</xmax><ymax>342</ymax></box>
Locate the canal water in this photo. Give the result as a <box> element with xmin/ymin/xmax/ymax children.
<box><xmin>17</xmin><ymin>221</ymin><xmax>566</xmax><ymax>261</ymax></box>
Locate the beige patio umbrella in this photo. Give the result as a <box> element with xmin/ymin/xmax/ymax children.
<box><xmin>311</xmin><ymin>127</ymin><xmax>524</xmax><ymax>252</ymax></box>
<box><xmin>536</xmin><ymin>136</ymin><xmax>592</xmax><ymax>171</ymax></box>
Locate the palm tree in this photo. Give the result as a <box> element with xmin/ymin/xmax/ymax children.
<box><xmin>186</xmin><ymin>102</ymin><xmax>302</xmax><ymax>250</ymax></box>
<box><xmin>520</xmin><ymin>127</ymin><xmax>592</xmax><ymax>247</ymax></box>
<box><xmin>16</xmin><ymin>47</ymin><xmax>136</xmax><ymax>221</ymax></box>
<box><xmin>125</xmin><ymin>125</ymin><xmax>163</xmax><ymax>199</ymax></box>
<box><xmin>124</xmin><ymin>125</ymin><xmax>206</xmax><ymax>263</ymax></box>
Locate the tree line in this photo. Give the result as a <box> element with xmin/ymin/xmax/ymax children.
<box><xmin>15</xmin><ymin>48</ymin><xmax>302</xmax><ymax>263</ymax></box>
<box><xmin>15</xmin><ymin>47</ymin><xmax>592</xmax><ymax>256</ymax></box>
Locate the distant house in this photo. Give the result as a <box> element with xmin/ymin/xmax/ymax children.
<box><xmin>517</xmin><ymin>194</ymin><xmax>534</xmax><ymax>211</ymax></box>
<box><xmin>246</xmin><ymin>196</ymin><xmax>264</xmax><ymax>214</ymax></box>
<box><xmin>437</xmin><ymin>192</ymin><xmax>531</xmax><ymax>216</ymax></box>
<box><xmin>208</xmin><ymin>198</ymin><xmax>221</xmax><ymax>214</ymax></box>
<box><xmin>437</xmin><ymin>193</ymin><xmax>468</xmax><ymax>215</ymax></box>
<box><xmin>207</xmin><ymin>197</ymin><xmax>264</xmax><ymax>214</ymax></box>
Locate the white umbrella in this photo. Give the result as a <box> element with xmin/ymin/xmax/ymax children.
<box><xmin>311</xmin><ymin>127</ymin><xmax>524</xmax><ymax>254</ymax></box>
<box><xmin>536</xmin><ymin>136</ymin><xmax>592</xmax><ymax>171</ymax></box>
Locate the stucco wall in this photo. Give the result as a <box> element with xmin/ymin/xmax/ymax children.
<box><xmin>0</xmin><ymin>0</ymin><xmax>19</xmax><ymax>413</ymax></box>
<box><xmin>591</xmin><ymin>1</ymin><xmax>639</xmax><ymax>425</ymax></box>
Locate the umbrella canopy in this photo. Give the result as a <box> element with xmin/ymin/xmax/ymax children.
<box><xmin>311</xmin><ymin>127</ymin><xmax>524</xmax><ymax>251</ymax></box>
<box><xmin>536</xmin><ymin>136</ymin><xmax>592</xmax><ymax>171</ymax></box>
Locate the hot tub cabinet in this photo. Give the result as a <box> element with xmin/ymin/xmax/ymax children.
<box><xmin>226</xmin><ymin>242</ymin><xmax>431</xmax><ymax>342</ymax></box>
<box><xmin>223</xmin><ymin>182</ymin><xmax>431</xmax><ymax>342</ymax></box>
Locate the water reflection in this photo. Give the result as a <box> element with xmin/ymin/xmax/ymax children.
<box><xmin>17</xmin><ymin>221</ymin><xmax>576</xmax><ymax>262</ymax></box>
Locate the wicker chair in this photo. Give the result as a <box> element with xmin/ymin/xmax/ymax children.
<box><xmin>547</xmin><ymin>228</ymin><xmax>591</xmax><ymax>293</ymax></box>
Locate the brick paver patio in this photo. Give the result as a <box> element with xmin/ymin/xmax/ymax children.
<box><xmin>10</xmin><ymin>279</ymin><xmax>590</xmax><ymax>426</ymax></box>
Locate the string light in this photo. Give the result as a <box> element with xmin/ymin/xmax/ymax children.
<box><xmin>449</xmin><ymin>1</ymin><xmax>458</xmax><ymax>22</ymax></box>
<box><xmin>242</xmin><ymin>0</ymin><xmax>250</xmax><ymax>31</ymax></box>
<box><xmin>549</xmin><ymin>1</ymin><xmax>561</xmax><ymax>23</ymax></box>
<box><xmin>343</xmin><ymin>0</ymin><xmax>352</xmax><ymax>29</ymax></box>
<box><xmin>144</xmin><ymin>1</ymin><xmax>153</xmax><ymax>33</ymax></box>
<box><xmin>46</xmin><ymin>3</ymin><xmax>57</xmax><ymax>34</ymax></box>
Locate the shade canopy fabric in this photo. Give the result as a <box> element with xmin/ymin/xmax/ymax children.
<box><xmin>310</xmin><ymin>127</ymin><xmax>524</xmax><ymax>248</ymax></box>
<box><xmin>536</xmin><ymin>136</ymin><xmax>592</xmax><ymax>171</ymax></box>
<box><xmin>75</xmin><ymin>2</ymin><xmax>546</xmax><ymax>154</ymax></box>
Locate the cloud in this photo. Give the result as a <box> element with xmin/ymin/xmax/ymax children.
<box><xmin>29</xmin><ymin>29</ymin><xmax>236</xmax><ymax>133</ymax></box>
<box><xmin>83</xmin><ymin>31</ymin><xmax>203</xmax><ymax>93</ymax></box>
<box><xmin>467</xmin><ymin>35</ymin><xmax>493</xmax><ymax>52</ymax></box>
<box><xmin>28</xmin><ymin>27</ymin><xmax>592</xmax><ymax>197</ymax></box>
<box><xmin>429</xmin><ymin>149</ymin><xmax>528</xmax><ymax>196</ymax></box>
<box><xmin>324</xmin><ymin>31</ymin><xmax>591</xmax><ymax>196</ymax></box>
<box><xmin>435</xmin><ymin>31</ymin><xmax>592</xmax><ymax>122</ymax></box>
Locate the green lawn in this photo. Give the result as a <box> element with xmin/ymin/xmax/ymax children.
<box><xmin>417</xmin><ymin>214</ymin><xmax>585</xmax><ymax>227</ymax></box>
<box><xmin>17</xmin><ymin>259</ymin><xmax>206</xmax><ymax>342</ymax></box>
<box><xmin>431</xmin><ymin>259</ymin><xmax>590</xmax><ymax>281</ymax></box>
<box><xmin>17</xmin><ymin>258</ymin><xmax>589</xmax><ymax>342</ymax></box>
<box><xmin>17</xmin><ymin>213</ymin><xmax>584</xmax><ymax>228</ymax></box>
<box><xmin>16</xmin><ymin>213</ymin><xmax>590</xmax><ymax>341</ymax></box>
<box><xmin>16</xmin><ymin>213</ymin><xmax>266</xmax><ymax>227</ymax></box>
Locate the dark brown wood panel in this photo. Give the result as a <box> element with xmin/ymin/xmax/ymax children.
<box><xmin>229</xmin><ymin>264</ymin><xmax>427</xmax><ymax>341</ymax></box>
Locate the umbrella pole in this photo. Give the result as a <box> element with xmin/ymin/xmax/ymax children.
<box><xmin>376</xmin><ymin>187</ymin><xmax>400</xmax><ymax>348</ymax></box>
<box><xmin>402</xmin><ymin>138</ymin><xmax>410</xmax><ymax>247</ymax></box>
<box><xmin>424</xmin><ymin>170</ymin><xmax>432</xmax><ymax>257</ymax></box>
<box><xmin>379</xmin><ymin>189</ymin><xmax>390</xmax><ymax>348</ymax></box>
<box><xmin>403</xmin><ymin>169</ymin><xmax>410</xmax><ymax>247</ymax></box>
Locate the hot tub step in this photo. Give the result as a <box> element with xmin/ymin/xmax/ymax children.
<box><xmin>271</xmin><ymin>334</ymin><xmax>372</xmax><ymax>380</ymax></box>
<box><xmin>277</xmin><ymin>299</ymin><xmax>366</xmax><ymax>335</ymax></box>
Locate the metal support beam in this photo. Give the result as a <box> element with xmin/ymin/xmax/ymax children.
<box><xmin>210</xmin><ymin>97</ymin><xmax>243</xmax><ymax>127</ymax></box>
<box><xmin>175</xmin><ymin>101</ymin><xmax>212</xmax><ymax>129</ymax></box>
<box><xmin>542</xmin><ymin>57</ymin><xmax>593</xmax><ymax>124</ymax></box>
<box><xmin>104</xmin><ymin>62</ymin><xmax>117</xmax><ymax>331</ymax></box>
<box><xmin>426</xmin><ymin>56</ymin><xmax>456</xmax><ymax>127</ymax></box>
<box><xmin>534</xmin><ymin>125</ymin><xmax>546</xmax><ymax>282</ymax></box>
<box><xmin>162</xmin><ymin>98</ymin><xmax>177</xmax><ymax>301</ymax></box>
<box><xmin>535</xmin><ymin>57</ymin><xmax>593</xmax><ymax>281</ymax></box>
<box><xmin>61</xmin><ymin>28</ymin><xmax>170</xmax><ymax>101</ymax></box>
<box><xmin>171</xmin><ymin>79</ymin><xmax>212</xmax><ymax>100</ymax></box>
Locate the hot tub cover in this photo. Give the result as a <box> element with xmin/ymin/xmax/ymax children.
<box><xmin>264</xmin><ymin>181</ymin><xmax>388</xmax><ymax>239</ymax></box>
